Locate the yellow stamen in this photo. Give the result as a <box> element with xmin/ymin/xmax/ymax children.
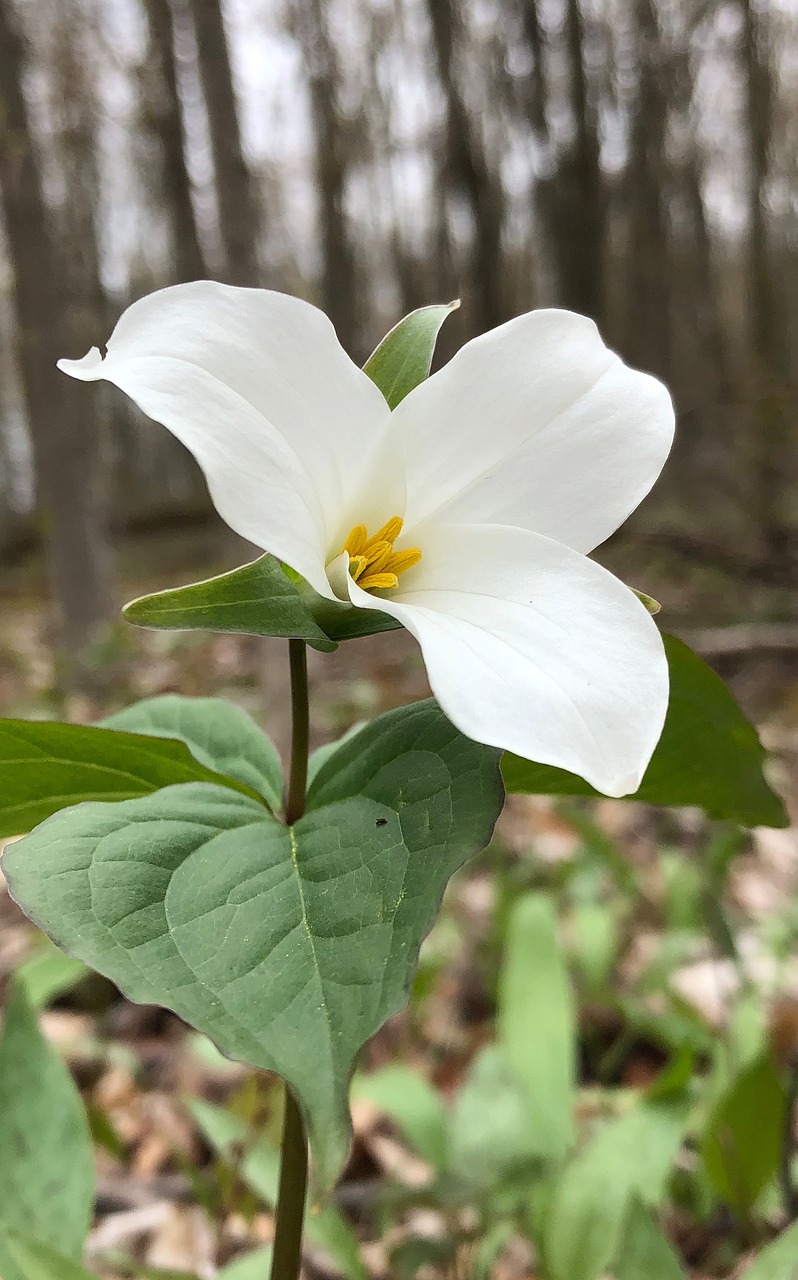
<box><xmin>371</xmin><ymin>516</ymin><xmax>404</xmax><ymax>545</ymax></box>
<box><xmin>359</xmin><ymin>571</ymin><xmax>400</xmax><ymax>591</ymax></box>
<box><xmin>386</xmin><ymin>547</ymin><xmax>423</xmax><ymax>576</ymax></box>
<box><xmin>343</xmin><ymin>524</ymin><xmax>368</xmax><ymax>557</ymax></box>
<box><xmin>336</xmin><ymin>515</ymin><xmax>421</xmax><ymax>593</ymax></box>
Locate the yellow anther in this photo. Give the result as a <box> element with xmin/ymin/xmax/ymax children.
<box><xmin>343</xmin><ymin>524</ymin><xmax>368</xmax><ymax>556</ymax></box>
<box><xmin>337</xmin><ymin>515</ymin><xmax>421</xmax><ymax>594</ymax></box>
<box><xmin>359</xmin><ymin>571</ymin><xmax>400</xmax><ymax>591</ymax></box>
<box><xmin>372</xmin><ymin>516</ymin><xmax>404</xmax><ymax>545</ymax></box>
<box><xmin>386</xmin><ymin>547</ymin><xmax>422</xmax><ymax>576</ymax></box>
<box><xmin>363</xmin><ymin>540</ymin><xmax>393</xmax><ymax>573</ymax></box>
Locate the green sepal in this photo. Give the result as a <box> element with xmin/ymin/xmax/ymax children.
<box><xmin>123</xmin><ymin>555</ymin><xmax>337</xmax><ymax>651</ymax></box>
<box><xmin>363</xmin><ymin>300</ymin><xmax>459</xmax><ymax>409</ymax></box>
<box><xmin>123</xmin><ymin>554</ymin><xmax>404</xmax><ymax>647</ymax></box>
<box><xmin>503</xmin><ymin>634</ymin><xmax>787</xmax><ymax>828</ymax></box>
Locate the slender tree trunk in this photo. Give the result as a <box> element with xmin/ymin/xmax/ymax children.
<box><xmin>292</xmin><ymin>0</ymin><xmax>358</xmax><ymax>352</ymax></box>
<box><xmin>141</xmin><ymin>0</ymin><xmax>207</xmax><ymax>283</ymax></box>
<box><xmin>0</xmin><ymin>0</ymin><xmax>113</xmax><ymax>665</ymax></box>
<box><xmin>426</xmin><ymin>0</ymin><xmax>504</xmax><ymax>332</ymax></box>
<box><xmin>623</xmin><ymin>0</ymin><xmax>671</xmax><ymax>378</ymax></box>
<box><xmin>739</xmin><ymin>0</ymin><xmax>789</xmax><ymax>557</ymax></box>
<box><xmin>187</xmin><ymin>0</ymin><xmax>260</xmax><ymax>284</ymax></box>
<box><xmin>520</xmin><ymin>0</ymin><xmax>604</xmax><ymax>320</ymax></box>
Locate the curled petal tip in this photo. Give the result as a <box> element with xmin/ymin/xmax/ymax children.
<box><xmin>57</xmin><ymin>346</ymin><xmax>105</xmax><ymax>380</ymax></box>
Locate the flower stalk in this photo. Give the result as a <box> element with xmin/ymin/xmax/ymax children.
<box><xmin>270</xmin><ymin>639</ymin><xmax>311</xmax><ymax>1280</ymax></box>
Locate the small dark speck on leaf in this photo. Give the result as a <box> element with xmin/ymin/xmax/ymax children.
<box><xmin>375</xmin><ymin>818</ymin><xmax>388</xmax><ymax>826</ymax></box>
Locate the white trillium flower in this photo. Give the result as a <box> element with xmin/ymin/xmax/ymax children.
<box><xmin>59</xmin><ymin>281</ymin><xmax>675</xmax><ymax>797</ymax></box>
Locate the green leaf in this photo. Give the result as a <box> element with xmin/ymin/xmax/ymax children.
<box><xmin>615</xmin><ymin>1201</ymin><xmax>686</xmax><ymax>1279</ymax></box>
<box><xmin>447</xmin><ymin>1046</ymin><xmax>541</xmax><ymax>1189</ymax></box>
<box><xmin>4</xmin><ymin>700</ymin><xmax>502</xmax><ymax>1198</ymax></box>
<box><xmin>497</xmin><ymin>893</ymin><xmax>576</xmax><ymax>1162</ymax></box>
<box><xmin>0</xmin><ymin>1232</ymin><xmax>98</xmax><ymax>1280</ymax></box>
<box><xmin>102</xmin><ymin>695</ymin><xmax>284</xmax><ymax>812</ymax></box>
<box><xmin>741</xmin><ymin>1221</ymin><xmax>798</xmax><ymax>1278</ymax></box>
<box><xmin>470</xmin><ymin>1223</ymin><xmax>514</xmax><ymax>1280</ymax></box>
<box><xmin>0</xmin><ymin>717</ymin><xmax>260</xmax><ymax>837</ymax></box>
<box><xmin>351</xmin><ymin>1065</ymin><xmax>449</xmax><ymax>1170</ymax></box>
<box><xmin>218</xmin><ymin>1246</ymin><xmax>274</xmax><ymax>1279</ymax></box>
<box><xmin>570</xmin><ymin>901</ymin><xmax>619</xmax><ymax>993</ymax></box>
<box><xmin>543</xmin><ymin>1093</ymin><xmax>690</xmax><ymax>1280</ymax></box>
<box><xmin>503</xmin><ymin>634</ymin><xmax>787</xmax><ymax>827</ymax></box>
<box><xmin>126</xmin><ymin>554</ymin><xmax>404</xmax><ymax>648</ymax></box>
<box><xmin>16</xmin><ymin>942</ymin><xmax>90</xmax><ymax>1008</ymax></box>
<box><xmin>188</xmin><ymin>1099</ymin><xmax>365</xmax><ymax>1280</ymax></box>
<box><xmin>700</xmin><ymin>1053</ymin><xmax>786</xmax><ymax>1214</ymax></box>
<box><xmin>123</xmin><ymin>556</ymin><xmax>336</xmax><ymax>652</ymax></box>
<box><xmin>0</xmin><ymin>985</ymin><xmax>94</xmax><ymax>1267</ymax></box>
<box><xmin>363</xmin><ymin>301</ymin><xmax>459</xmax><ymax>409</ymax></box>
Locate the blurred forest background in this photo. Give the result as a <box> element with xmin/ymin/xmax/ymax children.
<box><xmin>0</xmin><ymin>0</ymin><xmax>797</xmax><ymax>672</ymax></box>
<box><xmin>3</xmin><ymin>5</ymin><xmax>798</xmax><ymax>1279</ymax></box>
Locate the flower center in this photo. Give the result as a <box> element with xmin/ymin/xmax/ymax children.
<box><xmin>340</xmin><ymin>516</ymin><xmax>422</xmax><ymax>592</ymax></box>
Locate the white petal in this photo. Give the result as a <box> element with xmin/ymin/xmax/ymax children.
<box><xmin>392</xmin><ymin>309</ymin><xmax>674</xmax><ymax>553</ymax></box>
<box><xmin>350</xmin><ymin>523</ymin><xmax>668</xmax><ymax>796</ymax></box>
<box><xmin>58</xmin><ymin>282</ymin><xmax>394</xmax><ymax>595</ymax></box>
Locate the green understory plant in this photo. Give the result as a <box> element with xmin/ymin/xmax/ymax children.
<box><xmin>0</xmin><ymin>287</ymin><xmax>791</xmax><ymax>1279</ymax></box>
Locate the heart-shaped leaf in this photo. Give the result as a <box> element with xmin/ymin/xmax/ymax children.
<box><xmin>0</xmin><ymin>718</ymin><xmax>259</xmax><ymax>837</ymax></box>
<box><xmin>363</xmin><ymin>301</ymin><xmax>459</xmax><ymax>409</ymax></box>
<box><xmin>503</xmin><ymin>634</ymin><xmax>787</xmax><ymax>827</ymax></box>
<box><xmin>102</xmin><ymin>695</ymin><xmax>284</xmax><ymax>811</ymax></box>
<box><xmin>3</xmin><ymin>701</ymin><xmax>502</xmax><ymax>1196</ymax></box>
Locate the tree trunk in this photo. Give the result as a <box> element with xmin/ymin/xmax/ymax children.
<box><xmin>0</xmin><ymin>0</ymin><xmax>113</xmax><ymax>666</ymax></box>
<box><xmin>141</xmin><ymin>0</ymin><xmax>207</xmax><ymax>283</ymax></box>
<box><xmin>520</xmin><ymin>0</ymin><xmax>604</xmax><ymax>320</ymax></box>
<box><xmin>623</xmin><ymin>0</ymin><xmax>672</xmax><ymax>378</ymax></box>
<box><xmin>292</xmin><ymin>0</ymin><xmax>358</xmax><ymax>352</ymax></box>
<box><xmin>187</xmin><ymin>0</ymin><xmax>260</xmax><ymax>284</ymax></box>
<box><xmin>426</xmin><ymin>0</ymin><xmax>504</xmax><ymax>332</ymax></box>
<box><xmin>739</xmin><ymin>0</ymin><xmax>789</xmax><ymax>556</ymax></box>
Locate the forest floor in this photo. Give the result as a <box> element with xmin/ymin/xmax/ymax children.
<box><xmin>1</xmin><ymin>528</ymin><xmax>798</xmax><ymax>1280</ymax></box>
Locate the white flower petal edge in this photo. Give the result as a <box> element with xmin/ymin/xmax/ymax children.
<box><xmin>348</xmin><ymin>524</ymin><xmax>668</xmax><ymax>797</ymax></box>
<box><xmin>58</xmin><ymin>281</ymin><xmax>395</xmax><ymax>598</ymax></box>
<box><xmin>392</xmin><ymin>309</ymin><xmax>675</xmax><ymax>553</ymax></box>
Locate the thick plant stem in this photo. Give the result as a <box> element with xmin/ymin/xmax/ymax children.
<box><xmin>270</xmin><ymin>639</ymin><xmax>310</xmax><ymax>1280</ymax></box>
<box><xmin>284</xmin><ymin>638</ymin><xmax>309</xmax><ymax>826</ymax></box>
<box><xmin>270</xmin><ymin>1088</ymin><xmax>309</xmax><ymax>1280</ymax></box>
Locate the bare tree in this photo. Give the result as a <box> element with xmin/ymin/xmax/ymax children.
<box><xmin>0</xmin><ymin>0</ymin><xmax>113</xmax><ymax>666</ymax></box>
<box><xmin>426</xmin><ymin>0</ymin><xmax>504</xmax><ymax>331</ymax></box>
<box><xmin>622</xmin><ymin>0</ymin><xmax>672</xmax><ymax>378</ymax></box>
<box><xmin>291</xmin><ymin>0</ymin><xmax>358</xmax><ymax>351</ymax></box>
<box><xmin>187</xmin><ymin>0</ymin><xmax>260</xmax><ymax>284</ymax></box>
<box><xmin>140</xmin><ymin>0</ymin><xmax>207</xmax><ymax>283</ymax></box>
<box><xmin>739</xmin><ymin>0</ymin><xmax>791</xmax><ymax>557</ymax></box>
<box><xmin>556</xmin><ymin>0</ymin><xmax>605</xmax><ymax>319</ymax></box>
